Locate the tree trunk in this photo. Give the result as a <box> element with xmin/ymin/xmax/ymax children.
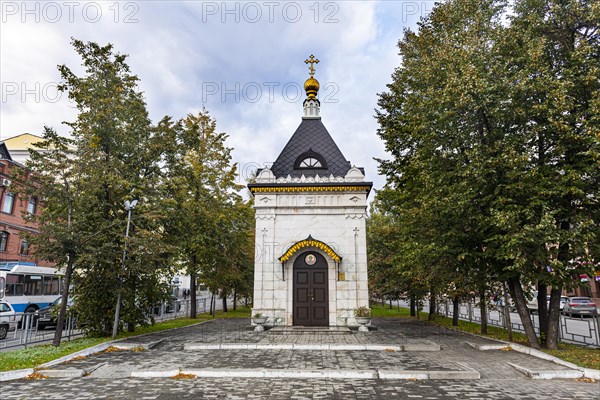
<box><xmin>389</xmin><ymin>299</ymin><xmax>393</xmax><ymax>309</ymax></box>
<box><xmin>53</xmin><ymin>251</ymin><xmax>75</xmax><ymax>347</ymax></box>
<box><xmin>503</xmin><ymin>283</ymin><xmax>513</xmax><ymax>342</ymax></box>
<box><xmin>508</xmin><ymin>276</ymin><xmax>540</xmax><ymax>349</ymax></box>
<box><xmin>410</xmin><ymin>295</ymin><xmax>416</xmax><ymax>317</ymax></box>
<box><xmin>537</xmin><ymin>281</ymin><xmax>548</xmax><ymax>345</ymax></box>
<box><xmin>546</xmin><ymin>220</ymin><xmax>571</xmax><ymax>349</ymax></box>
<box><xmin>233</xmin><ymin>286</ymin><xmax>237</xmax><ymax>311</ymax></box>
<box><xmin>127</xmin><ymin>274</ymin><xmax>136</xmax><ymax>332</ymax></box>
<box><xmin>210</xmin><ymin>292</ymin><xmax>216</xmax><ymax>316</ymax></box>
<box><xmin>452</xmin><ymin>296</ymin><xmax>460</xmax><ymax>326</ymax></box>
<box><xmin>222</xmin><ymin>292</ymin><xmax>228</xmax><ymax>313</ymax></box>
<box><xmin>545</xmin><ymin>286</ymin><xmax>562</xmax><ymax>350</ymax></box>
<box><xmin>479</xmin><ymin>290</ymin><xmax>488</xmax><ymax>335</ymax></box>
<box><xmin>190</xmin><ymin>267</ymin><xmax>197</xmax><ymax>319</ymax></box>
<box><xmin>428</xmin><ymin>287</ymin><xmax>437</xmax><ymax>320</ymax></box>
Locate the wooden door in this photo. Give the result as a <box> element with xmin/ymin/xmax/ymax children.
<box><xmin>293</xmin><ymin>251</ymin><xmax>329</xmax><ymax>326</ymax></box>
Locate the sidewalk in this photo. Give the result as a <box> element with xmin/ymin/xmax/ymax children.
<box><xmin>2</xmin><ymin>318</ymin><xmax>599</xmax><ymax>399</ymax></box>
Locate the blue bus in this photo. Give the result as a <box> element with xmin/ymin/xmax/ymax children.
<box><xmin>0</xmin><ymin>262</ymin><xmax>64</xmax><ymax>313</ymax></box>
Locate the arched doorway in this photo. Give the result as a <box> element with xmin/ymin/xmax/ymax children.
<box><xmin>293</xmin><ymin>251</ymin><xmax>329</xmax><ymax>326</ymax></box>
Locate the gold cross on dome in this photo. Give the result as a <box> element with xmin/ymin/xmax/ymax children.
<box><xmin>305</xmin><ymin>54</ymin><xmax>319</xmax><ymax>77</ymax></box>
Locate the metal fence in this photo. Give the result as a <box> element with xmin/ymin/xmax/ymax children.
<box><xmin>435</xmin><ymin>300</ymin><xmax>600</xmax><ymax>347</ymax></box>
<box><xmin>0</xmin><ymin>312</ymin><xmax>84</xmax><ymax>350</ymax></box>
<box><xmin>0</xmin><ymin>295</ymin><xmax>237</xmax><ymax>351</ymax></box>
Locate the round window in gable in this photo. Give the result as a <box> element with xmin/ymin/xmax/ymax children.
<box><xmin>299</xmin><ymin>157</ymin><xmax>322</xmax><ymax>168</ymax></box>
<box><xmin>294</xmin><ymin>150</ymin><xmax>327</xmax><ymax>170</ymax></box>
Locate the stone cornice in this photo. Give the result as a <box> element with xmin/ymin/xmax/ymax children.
<box><xmin>248</xmin><ymin>182</ymin><xmax>372</xmax><ymax>195</ymax></box>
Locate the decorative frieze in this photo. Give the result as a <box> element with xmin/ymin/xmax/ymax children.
<box><xmin>251</xmin><ymin>185</ymin><xmax>369</xmax><ymax>194</ymax></box>
<box><xmin>255</xmin><ymin>215</ymin><xmax>276</xmax><ymax>221</ymax></box>
<box><xmin>255</xmin><ymin>166</ymin><xmax>366</xmax><ymax>184</ymax></box>
<box><xmin>345</xmin><ymin>214</ymin><xmax>367</xmax><ymax>220</ymax></box>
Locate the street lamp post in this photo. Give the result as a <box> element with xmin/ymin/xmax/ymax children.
<box><xmin>112</xmin><ymin>199</ymin><xmax>138</xmax><ymax>339</ymax></box>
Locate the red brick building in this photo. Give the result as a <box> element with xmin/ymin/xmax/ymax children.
<box><xmin>0</xmin><ymin>142</ymin><xmax>53</xmax><ymax>267</ymax></box>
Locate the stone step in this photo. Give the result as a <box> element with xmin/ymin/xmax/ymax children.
<box><xmin>267</xmin><ymin>326</ymin><xmax>352</xmax><ymax>335</ymax></box>
<box><xmin>183</xmin><ymin>342</ymin><xmax>441</xmax><ymax>351</ymax></box>
<box><xmin>32</xmin><ymin>367</ymin><xmax>481</xmax><ymax>380</ymax></box>
<box><xmin>128</xmin><ymin>367</ymin><xmax>479</xmax><ymax>380</ymax></box>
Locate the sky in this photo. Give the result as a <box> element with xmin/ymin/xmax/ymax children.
<box><xmin>1</xmin><ymin>0</ymin><xmax>435</xmax><ymax>195</ymax></box>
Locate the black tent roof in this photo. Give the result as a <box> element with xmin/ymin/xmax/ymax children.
<box><xmin>0</xmin><ymin>143</ymin><xmax>12</xmax><ymax>161</ymax></box>
<box><xmin>270</xmin><ymin>118</ymin><xmax>352</xmax><ymax>178</ymax></box>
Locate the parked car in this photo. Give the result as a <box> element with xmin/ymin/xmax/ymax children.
<box><xmin>562</xmin><ymin>297</ymin><xmax>598</xmax><ymax>317</ymax></box>
<box><xmin>558</xmin><ymin>296</ymin><xmax>569</xmax><ymax>311</ymax></box>
<box><xmin>541</xmin><ymin>295</ymin><xmax>569</xmax><ymax>311</ymax></box>
<box><xmin>493</xmin><ymin>296</ymin><xmax>516</xmax><ymax>311</ymax></box>
<box><xmin>527</xmin><ymin>291</ymin><xmax>539</xmax><ymax>312</ymax></box>
<box><xmin>165</xmin><ymin>296</ymin><xmax>181</xmax><ymax>313</ymax></box>
<box><xmin>528</xmin><ymin>293</ymin><xmax>570</xmax><ymax>313</ymax></box>
<box><xmin>153</xmin><ymin>296</ymin><xmax>181</xmax><ymax>315</ymax></box>
<box><xmin>0</xmin><ymin>301</ymin><xmax>17</xmax><ymax>340</ymax></box>
<box><xmin>36</xmin><ymin>297</ymin><xmax>75</xmax><ymax>330</ymax></box>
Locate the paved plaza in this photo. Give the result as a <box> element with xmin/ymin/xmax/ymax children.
<box><xmin>2</xmin><ymin>318</ymin><xmax>599</xmax><ymax>399</ymax></box>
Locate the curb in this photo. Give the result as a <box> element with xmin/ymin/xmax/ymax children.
<box><xmin>378</xmin><ymin>369</ymin><xmax>480</xmax><ymax>380</ymax></box>
<box><xmin>0</xmin><ymin>368</ymin><xmax>34</xmax><ymax>382</ymax></box>
<box><xmin>39</xmin><ymin>368</ymin><xmax>85</xmax><ymax>378</ymax></box>
<box><xmin>466</xmin><ymin>341</ymin><xmax>600</xmax><ymax>380</ymax></box>
<box><xmin>509</xmin><ymin>342</ymin><xmax>600</xmax><ymax>380</ymax></box>
<box><xmin>37</xmin><ymin>342</ymin><xmax>112</xmax><ymax>369</ymax></box>
<box><xmin>0</xmin><ymin>342</ymin><xmax>113</xmax><ymax>382</ymax></box>
<box><xmin>132</xmin><ymin>368</ymin><xmax>379</xmax><ymax>379</ymax></box>
<box><xmin>507</xmin><ymin>362</ymin><xmax>584</xmax><ymax>380</ymax></box>
<box><xmin>184</xmin><ymin>342</ymin><xmax>440</xmax><ymax>352</ymax></box>
<box><xmin>35</xmin><ymin>340</ymin><xmax>162</xmax><ymax>370</ymax></box>
<box><xmin>130</xmin><ymin>368</ymin><xmax>478</xmax><ymax>380</ymax></box>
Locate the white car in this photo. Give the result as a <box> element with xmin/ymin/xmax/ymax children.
<box><xmin>528</xmin><ymin>293</ymin><xmax>570</xmax><ymax>313</ymax></box>
<box><xmin>0</xmin><ymin>301</ymin><xmax>17</xmax><ymax>340</ymax></box>
<box><xmin>558</xmin><ymin>296</ymin><xmax>569</xmax><ymax>311</ymax></box>
<box><xmin>527</xmin><ymin>291</ymin><xmax>539</xmax><ymax>312</ymax></box>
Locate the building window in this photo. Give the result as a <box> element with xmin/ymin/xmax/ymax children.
<box><xmin>1</xmin><ymin>192</ymin><xmax>15</xmax><ymax>214</ymax></box>
<box><xmin>6</xmin><ymin>274</ymin><xmax>24</xmax><ymax>296</ymax></box>
<box><xmin>299</xmin><ymin>157</ymin><xmax>323</xmax><ymax>168</ymax></box>
<box><xmin>294</xmin><ymin>149</ymin><xmax>327</xmax><ymax>170</ymax></box>
<box><xmin>20</xmin><ymin>240</ymin><xmax>29</xmax><ymax>256</ymax></box>
<box><xmin>24</xmin><ymin>274</ymin><xmax>42</xmax><ymax>295</ymax></box>
<box><xmin>0</xmin><ymin>231</ymin><xmax>8</xmax><ymax>252</ymax></box>
<box><xmin>43</xmin><ymin>276</ymin><xmax>60</xmax><ymax>295</ymax></box>
<box><xmin>27</xmin><ymin>197</ymin><xmax>37</xmax><ymax>214</ymax></box>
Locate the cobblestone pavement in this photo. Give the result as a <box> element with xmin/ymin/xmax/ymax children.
<box><xmin>2</xmin><ymin>318</ymin><xmax>599</xmax><ymax>399</ymax></box>
<box><xmin>2</xmin><ymin>376</ymin><xmax>598</xmax><ymax>399</ymax></box>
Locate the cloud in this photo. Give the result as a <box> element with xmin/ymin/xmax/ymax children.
<box><xmin>1</xmin><ymin>1</ymin><xmax>434</xmax><ymax>196</ymax></box>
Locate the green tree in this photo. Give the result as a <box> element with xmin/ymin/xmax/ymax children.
<box><xmin>162</xmin><ymin>111</ymin><xmax>244</xmax><ymax>318</ymax></box>
<box><xmin>16</xmin><ymin>129</ymin><xmax>84</xmax><ymax>346</ymax></box>
<box><xmin>21</xmin><ymin>40</ymin><xmax>172</xmax><ymax>339</ymax></box>
<box><xmin>376</xmin><ymin>0</ymin><xmax>509</xmax><ymax>333</ymax></box>
<box><xmin>367</xmin><ymin>205</ymin><xmax>402</xmax><ymax>306</ymax></box>
<box><xmin>375</xmin><ymin>0</ymin><xmax>599</xmax><ymax>349</ymax></box>
<box><xmin>498</xmin><ymin>0</ymin><xmax>600</xmax><ymax>349</ymax></box>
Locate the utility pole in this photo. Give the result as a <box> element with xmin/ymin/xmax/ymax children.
<box><xmin>112</xmin><ymin>199</ymin><xmax>138</xmax><ymax>339</ymax></box>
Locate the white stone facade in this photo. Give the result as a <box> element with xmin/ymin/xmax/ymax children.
<box><xmin>251</xmin><ymin>168</ymin><xmax>370</xmax><ymax>326</ymax></box>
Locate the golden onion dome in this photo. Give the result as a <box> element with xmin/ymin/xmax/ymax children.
<box><xmin>304</xmin><ymin>76</ymin><xmax>320</xmax><ymax>99</ymax></box>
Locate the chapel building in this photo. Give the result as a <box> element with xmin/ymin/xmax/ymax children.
<box><xmin>248</xmin><ymin>55</ymin><xmax>372</xmax><ymax>326</ymax></box>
